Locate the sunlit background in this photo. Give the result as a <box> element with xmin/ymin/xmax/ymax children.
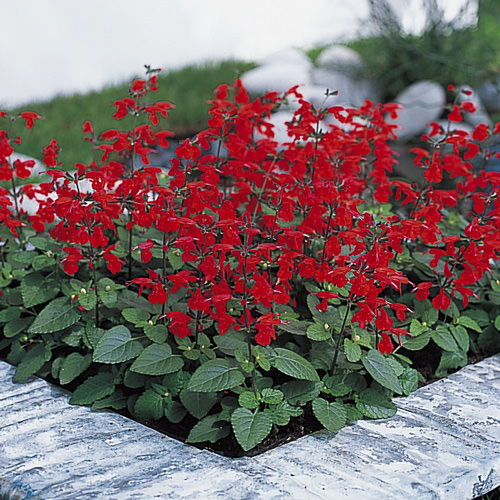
<box><xmin>0</xmin><ymin>0</ymin><xmax>475</xmax><ymax>108</ymax></box>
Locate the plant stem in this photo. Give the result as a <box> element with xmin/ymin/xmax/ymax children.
<box><xmin>331</xmin><ymin>300</ymin><xmax>352</xmax><ymax>375</ymax></box>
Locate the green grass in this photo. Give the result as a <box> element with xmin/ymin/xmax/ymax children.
<box><xmin>2</xmin><ymin>60</ymin><xmax>255</xmax><ymax>169</ymax></box>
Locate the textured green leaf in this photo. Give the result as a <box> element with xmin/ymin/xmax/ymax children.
<box><xmin>356</xmin><ymin>388</ymin><xmax>397</xmax><ymax>419</ymax></box>
<box><xmin>401</xmin><ymin>331</ymin><xmax>431</xmax><ymax>351</ymax></box>
<box><xmin>70</xmin><ymin>372</ymin><xmax>115</xmax><ymax>405</ymax></box>
<box><xmin>187</xmin><ymin>359</ymin><xmax>245</xmax><ymax>392</ymax></box>
<box><xmin>93</xmin><ymin>325</ymin><xmax>143</xmax><ymax>364</ymax></box>
<box><xmin>129</xmin><ymin>343</ymin><xmax>176</xmax><ymax>375</ymax></box>
<box><xmin>261</xmin><ymin>388</ymin><xmax>283</xmax><ymax>405</ymax></box>
<box><xmin>12</xmin><ymin>251</ymin><xmax>38</xmax><ymax>264</ymax></box>
<box><xmin>281</xmin><ymin>380</ymin><xmax>322</xmax><ymax>405</ymax></box>
<box><xmin>59</xmin><ymin>352</ymin><xmax>92</xmax><ymax>385</ymax></box>
<box><xmin>13</xmin><ymin>343</ymin><xmax>51</xmax><ymax>382</ymax></box>
<box><xmin>362</xmin><ymin>349</ymin><xmax>402</xmax><ymax>394</ymax></box>
<box><xmin>496</xmin><ymin>315</ymin><xmax>500</xmax><ymax>331</ymax></box>
<box><xmin>78</xmin><ymin>291</ymin><xmax>97</xmax><ymax>311</ymax></box>
<box><xmin>83</xmin><ymin>323</ymin><xmax>105</xmax><ymax>349</ymax></box>
<box><xmin>409</xmin><ymin>318</ymin><xmax>429</xmax><ymax>336</ymax></box>
<box><xmin>306</xmin><ymin>322</ymin><xmax>331</xmax><ymax>341</ymax></box>
<box><xmin>271</xmin><ymin>348</ymin><xmax>319</xmax><ymax>381</ymax></box>
<box><xmin>180</xmin><ymin>389</ymin><xmax>219</xmax><ymax>418</ymax></box>
<box><xmin>21</xmin><ymin>272</ymin><xmax>59</xmax><ymax>308</ymax></box>
<box><xmin>3</xmin><ymin>317</ymin><xmax>33</xmax><ymax>338</ymax></box>
<box><xmin>91</xmin><ymin>390</ymin><xmax>127</xmax><ymax>410</ymax></box>
<box><xmin>231</xmin><ymin>408</ymin><xmax>272</xmax><ymax>452</ymax></box>
<box><xmin>457</xmin><ymin>316</ymin><xmax>482</xmax><ymax>333</ymax></box>
<box><xmin>450</xmin><ymin>325</ymin><xmax>470</xmax><ymax>352</ymax></box>
<box><xmin>435</xmin><ymin>349</ymin><xmax>468</xmax><ymax>377</ymax></box>
<box><xmin>144</xmin><ymin>324</ymin><xmax>168</xmax><ymax>343</ymax></box>
<box><xmin>312</xmin><ymin>397</ymin><xmax>347</xmax><ymax>432</ymax></box>
<box><xmin>28</xmin><ymin>297</ymin><xmax>81</xmax><ymax>334</ymax></box>
<box><xmin>0</xmin><ymin>307</ymin><xmax>20</xmax><ymax>323</ymax></box>
<box><xmin>344</xmin><ymin>338</ymin><xmax>362</xmax><ymax>362</ymax></box>
<box><xmin>399</xmin><ymin>367</ymin><xmax>419</xmax><ymax>395</ymax></box>
<box><xmin>431</xmin><ymin>325</ymin><xmax>458</xmax><ymax>352</ymax></box>
<box><xmin>134</xmin><ymin>389</ymin><xmax>163</xmax><ymax>420</ymax></box>
<box><xmin>164</xmin><ymin>401</ymin><xmax>187</xmax><ymax>423</ymax></box>
<box><xmin>238</xmin><ymin>391</ymin><xmax>260</xmax><ymax>409</ymax></box>
<box><xmin>32</xmin><ymin>255</ymin><xmax>56</xmax><ymax>271</ymax></box>
<box><xmin>122</xmin><ymin>308</ymin><xmax>150</xmax><ymax>325</ymax></box>
<box><xmin>186</xmin><ymin>415</ymin><xmax>231</xmax><ymax>444</ymax></box>
<box><xmin>269</xmin><ymin>401</ymin><xmax>302</xmax><ymax>426</ymax></box>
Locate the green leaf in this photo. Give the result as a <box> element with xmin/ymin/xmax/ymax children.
<box><xmin>356</xmin><ymin>388</ymin><xmax>397</xmax><ymax>419</ymax></box>
<box><xmin>401</xmin><ymin>331</ymin><xmax>431</xmax><ymax>351</ymax></box>
<box><xmin>134</xmin><ymin>389</ymin><xmax>164</xmax><ymax>420</ymax></box>
<box><xmin>261</xmin><ymin>388</ymin><xmax>283</xmax><ymax>405</ymax></box>
<box><xmin>93</xmin><ymin>325</ymin><xmax>143</xmax><ymax>364</ymax></box>
<box><xmin>13</xmin><ymin>343</ymin><xmax>51</xmax><ymax>382</ymax></box>
<box><xmin>21</xmin><ymin>272</ymin><xmax>59</xmax><ymax>308</ymax></box>
<box><xmin>0</xmin><ymin>307</ymin><xmax>20</xmax><ymax>323</ymax></box>
<box><xmin>180</xmin><ymin>389</ymin><xmax>219</xmax><ymax>418</ymax></box>
<box><xmin>28</xmin><ymin>297</ymin><xmax>81</xmax><ymax>334</ymax></box>
<box><xmin>78</xmin><ymin>291</ymin><xmax>97</xmax><ymax>311</ymax></box>
<box><xmin>457</xmin><ymin>315</ymin><xmax>481</xmax><ymax>333</ymax></box>
<box><xmin>130</xmin><ymin>343</ymin><xmax>174</xmax><ymax>375</ymax></box>
<box><xmin>238</xmin><ymin>391</ymin><xmax>260</xmax><ymax>409</ymax></box>
<box><xmin>278</xmin><ymin>320</ymin><xmax>310</xmax><ymax>336</ymax></box>
<box><xmin>281</xmin><ymin>380</ymin><xmax>322</xmax><ymax>405</ymax></box>
<box><xmin>186</xmin><ymin>415</ymin><xmax>230</xmax><ymax>444</ymax></box>
<box><xmin>32</xmin><ymin>255</ymin><xmax>56</xmax><ymax>271</ymax></box>
<box><xmin>431</xmin><ymin>325</ymin><xmax>459</xmax><ymax>352</ymax></box>
<box><xmin>164</xmin><ymin>401</ymin><xmax>187</xmax><ymax>423</ymax></box>
<box><xmin>450</xmin><ymin>325</ymin><xmax>470</xmax><ymax>352</ymax></box>
<box><xmin>167</xmin><ymin>249</ymin><xmax>184</xmax><ymax>270</ymax></box>
<box><xmin>123</xmin><ymin>369</ymin><xmax>147</xmax><ymax>389</ymax></box>
<box><xmin>399</xmin><ymin>367</ymin><xmax>419</xmax><ymax>395</ymax></box>
<box><xmin>83</xmin><ymin>323</ymin><xmax>105</xmax><ymax>349</ymax></box>
<box><xmin>231</xmin><ymin>408</ymin><xmax>272</xmax><ymax>452</ymax></box>
<box><xmin>435</xmin><ymin>350</ymin><xmax>468</xmax><ymax>378</ymax></box>
<box><xmin>344</xmin><ymin>338</ymin><xmax>362</xmax><ymax>362</ymax></box>
<box><xmin>59</xmin><ymin>353</ymin><xmax>92</xmax><ymax>385</ymax></box>
<box><xmin>269</xmin><ymin>401</ymin><xmax>302</xmax><ymax>426</ymax></box>
<box><xmin>362</xmin><ymin>349</ymin><xmax>402</xmax><ymax>394</ymax></box>
<box><xmin>306</xmin><ymin>322</ymin><xmax>331</xmax><ymax>341</ymax></box>
<box><xmin>122</xmin><ymin>308</ymin><xmax>150</xmax><ymax>325</ymax></box>
<box><xmin>91</xmin><ymin>390</ymin><xmax>127</xmax><ymax>410</ymax></box>
<box><xmin>271</xmin><ymin>348</ymin><xmax>320</xmax><ymax>382</ymax></box>
<box><xmin>3</xmin><ymin>317</ymin><xmax>33</xmax><ymax>338</ymax></box>
<box><xmin>414</xmin><ymin>299</ymin><xmax>438</xmax><ymax>326</ymax></box>
<box><xmin>187</xmin><ymin>359</ymin><xmax>245</xmax><ymax>392</ymax></box>
<box><xmin>213</xmin><ymin>329</ymin><xmax>248</xmax><ymax>352</ymax></box>
<box><xmin>12</xmin><ymin>251</ymin><xmax>38</xmax><ymax>264</ymax></box>
<box><xmin>70</xmin><ymin>372</ymin><xmax>115</xmax><ymax>405</ymax></box>
<box><xmin>496</xmin><ymin>315</ymin><xmax>500</xmax><ymax>331</ymax></box>
<box><xmin>312</xmin><ymin>397</ymin><xmax>347</xmax><ymax>432</ymax></box>
<box><xmin>144</xmin><ymin>324</ymin><xmax>168</xmax><ymax>343</ymax></box>
<box><xmin>409</xmin><ymin>318</ymin><xmax>429</xmax><ymax>336</ymax></box>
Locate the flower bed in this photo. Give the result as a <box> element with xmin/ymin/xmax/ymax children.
<box><xmin>0</xmin><ymin>69</ymin><xmax>499</xmax><ymax>456</ymax></box>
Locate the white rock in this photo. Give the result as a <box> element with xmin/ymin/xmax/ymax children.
<box><xmin>240</xmin><ymin>63</ymin><xmax>312</xmax><ymax>95</ymax></box>
<box><xmin>388</xmin><ymin>81</ymin><xmax>446</xmax><ymax>140</ymax></box>
<box><xmin>259</xmin><ymin>48</ymin><xmax>312</xmax><ymax>69</ymax></box>
<box><xmin>316</xmin><ymin>45</ymin><xmax>363</xmax><ymax>74</ymax></box>
<box><xmin>312</xmin><ymin>68</ymin><xmax>380</xmax><ymax>108</ymax></box>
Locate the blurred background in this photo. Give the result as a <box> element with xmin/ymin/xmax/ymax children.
<box><xmin>1</xmin><ymin>0</ymin><xmax>499</xmax><ymax>167</ymax></box>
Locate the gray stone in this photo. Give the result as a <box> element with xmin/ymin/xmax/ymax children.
<box><xmin>388</xmin><ymin>81</ymin><xmax>446</xmax><ymax>140</ymax></box>
<box><xmin>316</xmin><ymin>45</ymin><xmax>363</xmax><ymax>76</ymax></box>
<box><xmin>311</xmin><ymin>67</ymin><xmax>380</xmax><ymax>108</ymax></box>
<box><xmin>259</xmin><ymin>48</ymin><xmax>312</xmax><ymax>69</ymax></box>
<box><xmin>240</xmin><ymin>63</ymin><xmax>312</xmax><ymax>95</ymax></box>
<box><xmin>1</xmin><ymin>355</ymin><xmax>499</xmax><ymax>499</ymax></box>
<box><xmin>479</xmin><ymin>78</ymin><xmax>500</xmax><ymax>114</ymax></box>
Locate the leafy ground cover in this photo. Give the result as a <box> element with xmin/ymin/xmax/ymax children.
<box><xmin>0</xmin><ymin>69</ymin><xmax>499</xmax><ymax>457</ymax></box>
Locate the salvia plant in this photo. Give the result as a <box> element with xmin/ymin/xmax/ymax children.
<box><xmin>0</xmin><ymin>67</ymin><xmax>499</xmax><ymax>455</ymax></box>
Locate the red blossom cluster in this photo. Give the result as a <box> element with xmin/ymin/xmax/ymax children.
<box><xmin>1</xmin><ymin>74</ymin><xmax>499</xmax><ymax>355</ymax></box>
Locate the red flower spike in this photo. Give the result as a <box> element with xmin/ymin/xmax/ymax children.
<box><xmin>377</xmin><ymin>333</ymin><xmax>394</xmax><ymax>354</ymax></box>
<box><xmin>448</xmin><ymin>105</ymin><xmax>462</xmax><ymax>123</ymax></box>
<box><xmin>432</xmin><ymin>289</ymin><xmax>451</xmax><ymax>311</ymax></box>
<box><xmin>19</xmin><ymin>111</ymin><xmax>43</xmax><ymax>130</ymax></box>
